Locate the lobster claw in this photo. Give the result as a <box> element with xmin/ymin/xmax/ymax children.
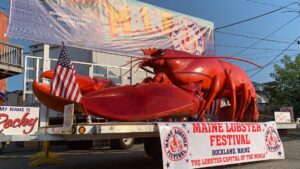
<box><xmin>33</xmin><ymin>70</ymin><xmax>115</xmax><ymax>112</ymax></box>
<box><xmin>33</xmin><ymin>80</ymin><xmax>76</xmax><ymax>112</ymax></box>
<box><xmin>80</xmin><ymin>83</ymin><xmax>201</xmax><ymax>121</ymax></box>
<box><xmin>39</xmin><ymin>70</ymin><xmax>115</xmax><ymax>95</ymax></box>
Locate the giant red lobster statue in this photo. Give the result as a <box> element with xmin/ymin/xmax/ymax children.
<box><xmin>33</xmin><ymin>48</ymin><xmax>260</xmax><ymax>122</ymax></box>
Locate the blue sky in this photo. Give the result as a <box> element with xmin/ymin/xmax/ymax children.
<box><xmin>1</xmin><ymin>0</ymin><xmax>300</xmax><ymax>91</ymax></box>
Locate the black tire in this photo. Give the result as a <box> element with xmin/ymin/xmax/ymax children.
<box><xmin>144</xmin><ymin>138</ymin><xmax>162</xmax><ymax>159</ymax></box>
<box><xmin>0</xmin><ymin>142</ymin><xmax>5</xmax><ymax>155</ymax></box>
<box><xmin>110</xmin><ymin>138</ymin><xmax>135</xmax><ymax>150</ymax></box>
<box><xmin>66</xmin><ymin>140</ymin><xmax>93</xmax><ymax>150</ymax></box>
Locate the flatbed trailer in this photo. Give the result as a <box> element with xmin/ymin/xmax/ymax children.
<box><xmin>0</xmin><ymin>102</ymin><xmax>297</xmax><ymax>143</ymax></box>
<box><xmin>0</xmin><ymin>104</ymin><xmax>298</xmax><ymax>168</ymax></box>
<box><xmin>0</xmin><ymin>105</ymin><xmax>162</xmax><ymax>155</ymax></box>
<box><xmin>0</xmin><ymin>121</ymin><xmax>298</xmax><ymax>144</ymax></box>
<box><xmin>0</xmin><ymin>122</ymin><xmax>159</xmax><ymax>142</ymax></box>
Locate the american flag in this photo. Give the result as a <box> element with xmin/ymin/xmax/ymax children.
<box><xmin>50</xmin><ymin>44</ymin><xmax>82</xmax><ymax>102</ymax></box>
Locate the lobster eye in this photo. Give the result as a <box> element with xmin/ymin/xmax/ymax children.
<box><xmin>152</xmin><ymin>49</ymin><xmax>164</xmax><ymax>58</ymax></box>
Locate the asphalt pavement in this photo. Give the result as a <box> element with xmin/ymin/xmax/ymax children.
<box><xmin>0</xmin><ymin>131</ymin><xmax>299</xmax><ymax>169</ymax></box>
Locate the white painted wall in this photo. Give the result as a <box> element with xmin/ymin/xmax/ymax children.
<box><xmin>31</xmin><ymin>44</ymin><xmax>92</xmax><ymax>76</ymax></box>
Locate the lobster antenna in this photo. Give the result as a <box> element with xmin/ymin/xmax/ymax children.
<box><xmin>120</xmin><ymin>57</ymin><xmax>144</xmax><ymax>67</ymax></box>
<box><xmin>141</xmin><ymin>48</ymin><xmax>262</xmax><ymax>68</ymax></box>
<box><xmin>120</xmin><ymin>57</ymin><xmax>145</xmax><ymax>77</ymax></box>
<box><xmin>121</xmin><ymin>60</ymin><xmax>144</xmax><ymax>77</ymax></box>
<box><xmin>153</xmin><ymin>56</ymin><xmax>262</xmax><ymax>68</ymax></box>
<box><xmin>205</xmin><ymin>56</ymin><xmax>262</xmax><ymax>68</ymax></box>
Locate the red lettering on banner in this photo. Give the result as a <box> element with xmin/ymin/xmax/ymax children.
<box><xmin>192</xmin><ymin>123</ymin><xmax>224</xmax><ymax>133</ymax></box>
<box><xmin>210</xmin><ymin>134</ymin><xmax>250</xmax><ymax>146</ymax></box>
<box><xmin>192</xmin><ymin>123</ymin><xmax>200</xmax><ymax>133</ymax></box>
<box><xmin>191</xmin><ymin>159</ymin><xmax>201</xmax><ymax>166</ymax></box>
<box><xmin>201</xmin><ymin>157</ymin><xmax>223</xmax><ymax>165</ymax></box>
<box><xmin>246</xmin><ymin>154</ymin><xmax>253</xmax><ymax>160</ymax></box>
<box><xmin>0</xmin><ymin>112</ymin><xmax>38</xmax><ymax>134</ymax></box>
<box><xmin>223</xmin><ymin>155</ymin><xmax>240</xmax><ymax>163</ymax></box>
<box><xmin>254</xmin><ymin>153</ymin><xmax>266</xmax><ymax>159</ymax></box>
<box><xmin>253</xmin><ymin>124</ymin><xmax>261</xmax><ymax>132</ymax></box>
<box><xmin>193</xmin><ymin>123</ymin><xmax>262</xmax><ymax>133</ymax></box>
<box><xmin>246</xmin><ymin>153</ymin><xmax>265</xmax><ymax>160</ymax></box>
<box><xmin>226</xmin><ymin>123</ymin><xmax>262</xmax><ymax>132</ymax></box>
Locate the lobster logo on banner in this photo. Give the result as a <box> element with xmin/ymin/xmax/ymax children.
<box><xmin>265</xmin><ymin>127</ymin><xmax>281</xmax><ymax>152</ymax></box>
<box><xmin>171</xmin><ymin>19</ymin><xmax>205</xmax><ymax>55</ymax></box>
<box><xmin>164</xmin><ymin>127</ymin><xmax>189</xmax><ymax>161</ymax></box>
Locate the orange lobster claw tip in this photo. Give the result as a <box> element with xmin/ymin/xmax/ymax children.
<box><xmin>40</xmin><ymin>70</ymin><xmax>55</xmax><ymax>79</ymax></box>
<box><xmin>142</xmin><ymin>48</ymin><xmax>160</xmax><ymax>56</ymax></box>
<box><xmin>33</xmin><ymin>80</ymin><xmax>76</xmax><ymax>112</ymax></box>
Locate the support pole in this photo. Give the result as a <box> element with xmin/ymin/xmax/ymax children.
<box><xmin>29</xmin><ymin>141</ymin><xmax>63</xmax><ymax>167</ymax></box>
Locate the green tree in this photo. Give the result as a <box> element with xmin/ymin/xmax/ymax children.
<box><xmin>265</xmin><ymin>54</ymin><xmax>300</xmax><ymax>119</ymax></box>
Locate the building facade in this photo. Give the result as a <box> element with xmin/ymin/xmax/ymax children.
<box><xmin>0</xmin><ymin>11</ymin><xmax>8</xmax><ymax>93</ymax></box>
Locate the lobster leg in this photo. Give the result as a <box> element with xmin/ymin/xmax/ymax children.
<box><xmin>242</xmin><ymin>99</ymin><xmax>259</xmax><ymax>122</ymax></box>
<box><xmin>80</xmin><ymin>102</ymin><xmax>90</xmax><ymax>121</ymax></box>
<box><xmin>225</xmin><ymin>69</ymin><xmax>237</xmax><ymax>121</ymax></box>
<box><xmin>197</xmin><ymin>76</ymin><xmax>221</xmax><ymax>121</ymax></box>
<box><xmin>143</xmin><ymin>72</ymin><xmax>172</xmax><ymax>84</ymax></box>
<box><xmin>154</xmin><ymin>72</ymin><xmax>172</xmax><ymax>84</ymax></box>
<box><xmin>237</xmin><ymin>84</ymin><xmax>251</xmax><ymax>121</ymax></box>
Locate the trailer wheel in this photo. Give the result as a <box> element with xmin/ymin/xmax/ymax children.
<box><xmin>110</xmin><ymin>138</ymin><xmax>135</xmax><ymax>150</ymax></box>
<box><xmin>144</xmin><ymin>138</ymin><xmax>162</xmax><ymax>159</ymax></box>
<box><xmin>0</xmin><ymin>142</ymin><xmax>6</xmax><ymax>154</ymax></box>
<box><xmin>66</xmin><ymin>140</ymin><xmax>93</xmax><ymax>150</ymax></box>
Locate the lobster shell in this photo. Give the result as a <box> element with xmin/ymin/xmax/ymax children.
<box><xmin>80</xmin><ymin>83</ymin><xmax>201</xmax><ymax>121</ymax></box>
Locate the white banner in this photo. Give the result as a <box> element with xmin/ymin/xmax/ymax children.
<box><xmin>8</xmin><ymin>0</ymin><xmax>214</xmax><ymax>57</ymax></box>
<box><xmin>0</xmin><ymin>106</ymin><xmax>39</xmax><ymax>135</ymax></box>
<box><xmin>158</xmin><ymin>122</ymin><xmax>284</xmax><ymax>169</ymax></box>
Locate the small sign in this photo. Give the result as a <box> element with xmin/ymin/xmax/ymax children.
<box><xmin>63</xmin><ymin>104</ymin><xmax>74</xmax><ymax>134</ymax></box>
<box><xmin>274</xmin><ymin>111</ymin><xmax>291</xmax><ymax>123</ymax></box>
<box><xmin>158</xmin><ymin>122</ymin><xmax>284</xmax><ymax>169</ymax></box>
<box><xmin>0</xmin><ymin>106</ymin><xmax>39</xmax><ymax>135</ymax></box>
<box><xmin>280</xmin><ymin>107</ymin><xmax>294</xmax><ymax>122</ymax></box>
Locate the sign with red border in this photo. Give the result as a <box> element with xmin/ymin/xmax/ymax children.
<box><xmin>158</xmin><ymin>122</ymin><xmax>284</xmax><ymax>169</ymax></box>
<box><xmin>0</xmin><ymin>106</ymin><xmax>39</xmax><ymax>135</ymax></box>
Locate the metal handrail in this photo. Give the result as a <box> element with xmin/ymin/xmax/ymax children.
<box><xmin>0</xmin><ymin>40</ymin><xmax>23</xmax><ymax>67</ymax></box>
<box><xmin>0</xmin><ymin>40</ymin><xmax>23</xmax><ymax>49</ymax></box>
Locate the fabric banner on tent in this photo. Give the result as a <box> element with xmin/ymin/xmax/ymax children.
<box><xmin>158</xmin><ymin>121</ymin><xmax>284</xmax><ymax>169</ymax></box>
<box><xmin>8</xmin><ymin>0</ymin><xmax>214</xmax><ymax>57</ymax></box>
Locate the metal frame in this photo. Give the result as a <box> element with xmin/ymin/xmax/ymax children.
<box><xmin>41</xmin><ymin>122</ymin><xmax>159</xmax><ymax>140</ymax></box>
<box><xmin>0</xmin><ymin>122</ymin><xmax>159</xmax><ymax>142</ymax></box>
